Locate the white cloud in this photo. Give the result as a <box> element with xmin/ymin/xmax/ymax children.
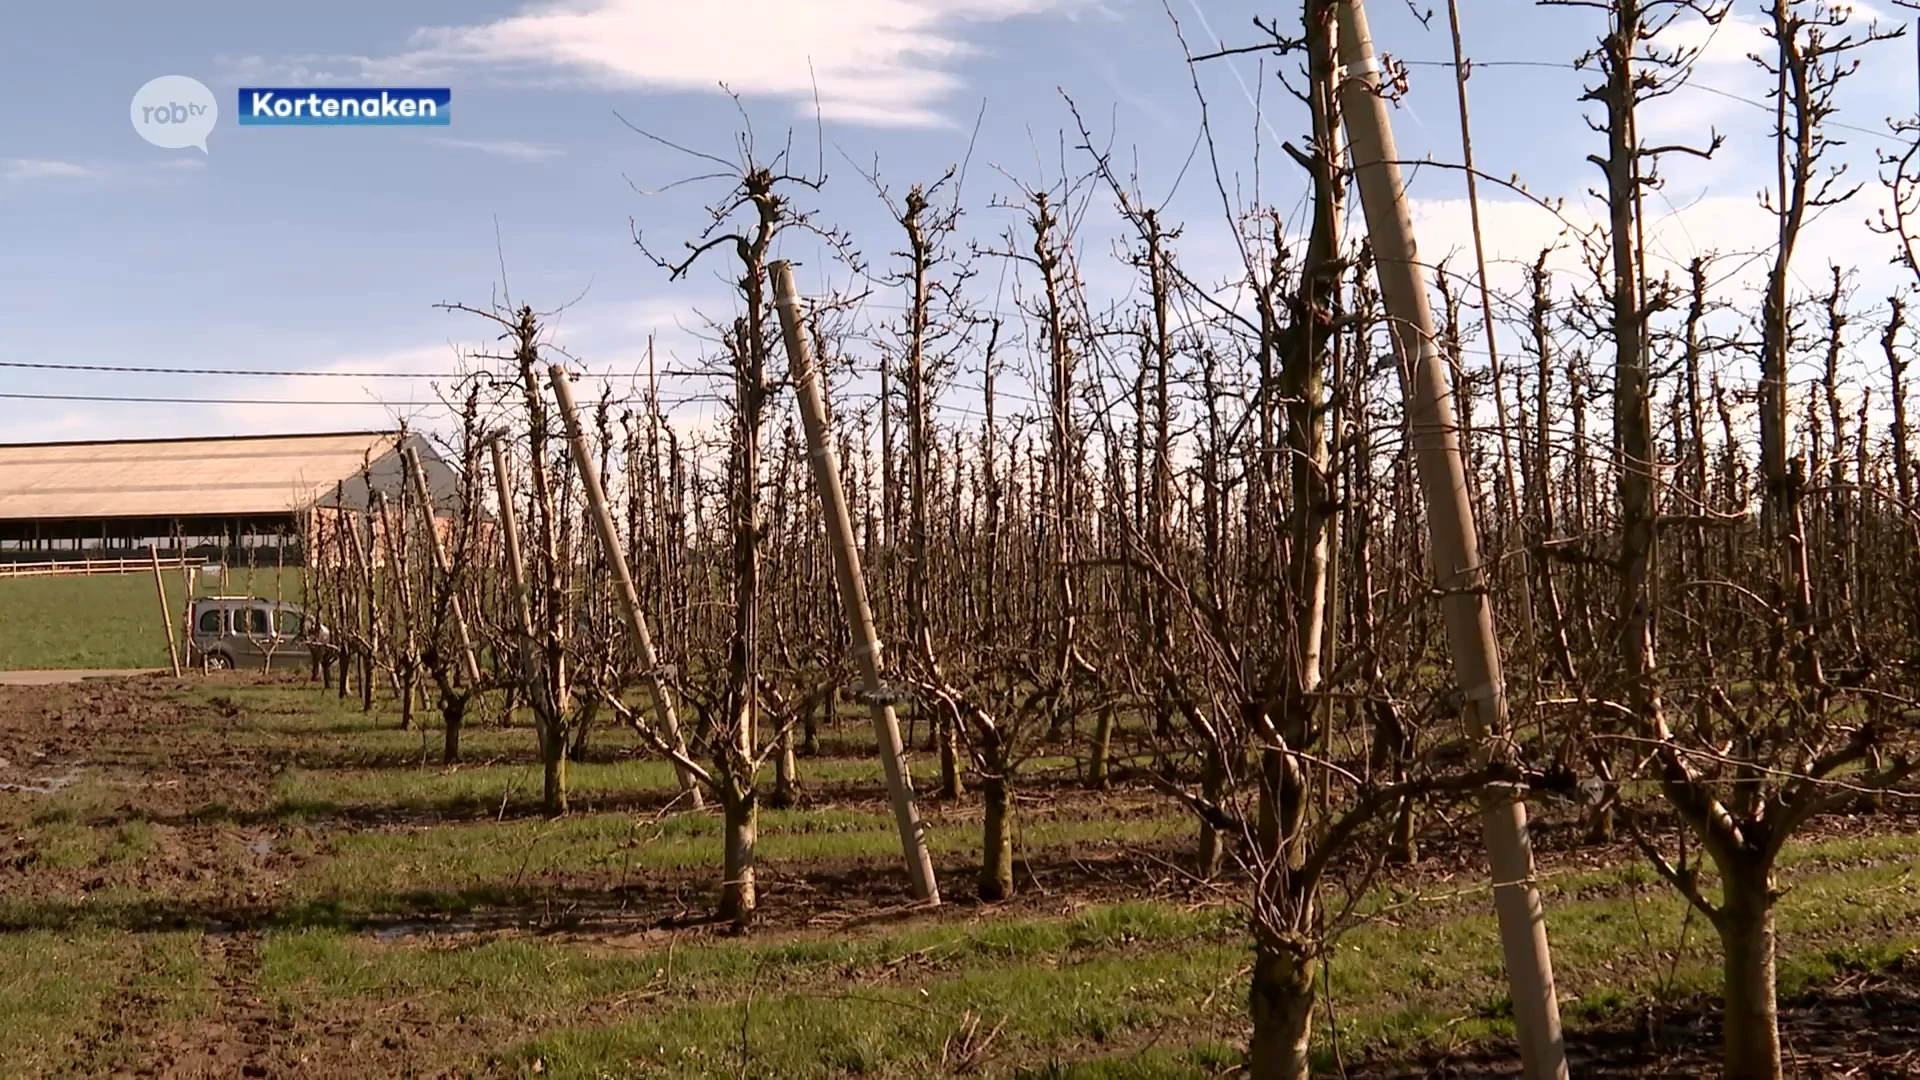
<box><xmin>1404</xmin><ymin>184</ymin><xmax>1907</xmax><ymax>318</ymax></box>
<box><xmin>217</xmin><ymin>53</ymin><xmax>400</xmax><ymax>86</ymax></box>
<box><xmin>1833</xmin><ymin>0</ymin><xmax>1891</xmax><ymax>24</ymax></box>
<box><xmin>1</xmin><ymin>157</ymin><xmax>205</xmax><ymax>190</ymax></box>
<box><xmin>2</xmin><ymin>409</ymin><xmax>98</xmax><ymax>443</ymax></box>
<box><xmin>1661</xmin><ymin>12</ymin><xmax>1772</xmax><ymax>68</ymax></box>
<box><xmin>429</xmin><ymin>137</ymin><xmax>565</xmax><ymax>161</ymax></box>
<box><xmin>3</xmin><ymin>159</ymin><xmax>94</xmax><ymax>181</ymax></box>
<box><xmin>382</xmin><ymin>0</ymin><xmax>1082</xmax><ymax>127</ymax></box>
<box><xmin>200</xmin><ymin>344</ymin><xmax>466</xmax><ymax>438</ymax></box>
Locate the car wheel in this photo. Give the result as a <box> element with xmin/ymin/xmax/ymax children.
<box><xmin>204</xmin><ymin>652</ymin><xmax>234</xmax><ymax>672</ymax></box>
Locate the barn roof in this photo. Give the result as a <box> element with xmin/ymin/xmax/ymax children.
<box><xmin>0</xmin><ymin>430</ymin><xmax>461</xmax><ymax>529</ymax></box>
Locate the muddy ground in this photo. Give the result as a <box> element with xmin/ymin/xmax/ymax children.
<box><xmin>1</xmin><ymin>674</ymin><xmax>1916</xmax><ymax>1078</ymax></box>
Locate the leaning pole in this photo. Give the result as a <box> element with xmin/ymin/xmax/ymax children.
<box><xmin>1335</xmin><ymin>2</ymin><xmax>1570</xmax><ymax>1077</ymax></box>
<box><xmin>549</xmin><ymin>365</ymin><xmax>705</xmax><ymax>809</ymax></box>
<box><xmin>768</xmin><ymin>259</ymin><xmax>942</xmax><ymax>906</ymax></box>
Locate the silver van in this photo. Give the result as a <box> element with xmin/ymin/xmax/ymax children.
<box><xmin>188</xmin><ymin>596</ymin><xmax>326</xmax><ymax>671</ymax></box>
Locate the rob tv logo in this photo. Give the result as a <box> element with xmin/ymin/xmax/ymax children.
<box><xmin>130</xmin><ymin>75</ymin><xmax>219</xmax><ymax>153</ymax></box>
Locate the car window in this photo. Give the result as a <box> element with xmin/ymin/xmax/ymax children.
<box><xmin>248</xmin><ymin>607</ymin><xmax>272</xmax><ymax>636</ymax></box>
<box><xmin>276</xmin><ymin>609</ymin><xmax>303</xmax><ymax>636</ymax></box>
<box><xmin>197</xmin><ymin>608</ymin><xmax>224</xmax><ymax>634</ymax></box>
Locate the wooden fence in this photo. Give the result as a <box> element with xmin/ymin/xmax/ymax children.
<box><xmin>0</xmin><ymin>558</ymin><xmax>191</xmax><ymax>579</ymax></box>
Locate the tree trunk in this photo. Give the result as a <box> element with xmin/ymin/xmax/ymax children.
<box><xmin>1247</xmin><ymin>938</ymin><xmax>1316</xmax><ymax>1080</ymax></box>
<box><xmin>1198</xmin><ymin>739</ymin><xmax>1225</xmax><ymax>878</ymax></box>
<box><xmin>720</xmin><ymin>781</ymin><xmax>759</xmax><ymax>928</ymax></box>
<box><xmin>771</xmin><ymin>724</ymin><xmax>798</xmax><ymax>809</ymax></box>
<box><xmin>441</xmin><ymin>697</ymin><xmax>463</xmax><ymax>766</ymax></box>
<box><xmin>1256</xmin><ymin>743</ymin><xmax>1283</xmax><ymax>862</ymax></box>
<box><xmin>938</xmin><ymin>714</ymin><xmax>962</xmax><ymax>800</ymax></box>
<box><xmin>539</xmin><ymin>719</ymin><xmax>568</xmax><ymax>816</ymax></box>
<box><xmin>1087</xmin><ymin>704</ymin><xmax>1114</xmax><ymax>790</ymax></box>
<box><xmin>1584</xmin><ymin>803</ymin><xmax>1616</xmax><ymax>845</ymax></box>
<box><xmin>801</xmin><ymin>693</ymin><xmax>820</xmax><ymax>757</ymax></box>
<box><xmin>980</xmin><ymin>770</ymin><xmax>1014</xmax><ymax>902</ymax></box>
<box><xmin>1389</xmin><ymin>795</ymin><xmax>1418</xmax><ymax>865</ymax></box>
<box><xmin>563</xmin><ymin>698</ymin><xmax>598</xmax><ymax>764</ymax></box>
<box><xmin>1719</xmin><ymin>868</ymin><xmax>1782</xmax><ymax>1080</ymax></box>
<box><xmin>1369</xmin><ymin>696</ymin><xmax>1415</xmax><ymax>864</ymax></box>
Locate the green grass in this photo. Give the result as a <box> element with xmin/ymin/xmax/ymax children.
<box><xmin>270</xmin><ymin>803</ymin><xmax>1190</xmax><ymax>923</ymax></box>
<box><xmin>0</xmin><ymin>930</ymin><xmax>209</xmax><ymax>1071</ymax></box>
<box><xmin>172</xmin><ymin>681</ymin><xmax>1082</xmax><ymax>819</ymax></box>
<box><xmin>261</xmin><ymin>902</ymin><xmax>1250</xmax><ymax>1076</ymax></box>
<box><xmin>7</xmin><ymin>675</ymin><xmax>1918</xmax><ymax>1075</ymax></box>
<box><xmin>515</xmin><ymin>945</ymin><xmax>1245</xmax><ymax>1078</ymax></box>
<box><xmin>0</xmin><ymin>573</ymin><xmax>177</xmax><ymax>669</ymax></box>
<box><xmin>240</xmin><ymin>831</ymin><xmax>1920</xmax><ymax>1079</ymax></box>
<box><xmin>32</xmin><ymin>818</ymin><xmax>156</xmax><ymax>869</ymax></box>
<box><xmin>263</xmin><ymin>901</ymin><xmax>1239</xmax><ymax>1016</ymax></box>
<box><xmin>0</xmin><ymin>933</ymin><xmax>124</xmax><ymax>1070</ymax></box>
<box><xmin>0</xmin><ymin>568</ymin><xmax>303</xmax><ymax>669</ymax></box>
<box><xmin>266</xmin><ymin>750</ymin><xmax>1078</xmax><ymax>814</ymax></box>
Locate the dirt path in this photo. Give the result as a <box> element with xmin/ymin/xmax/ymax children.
<box><xmin>190</xmin><ymin>934</ymin><xmax>280</xmax><ymax>1078</ymax></box>
<box><xmin>0</xmin><ymin>668</ymin><xmax>158</xmax><ymax>686</ymax></box>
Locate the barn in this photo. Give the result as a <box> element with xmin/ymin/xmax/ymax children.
<box><xmin>0</xmin><ymin>430</ymin><xmax>462</xmax><ymax>566</ymax></box>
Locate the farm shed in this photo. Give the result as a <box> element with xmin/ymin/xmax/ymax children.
<box><xmin>0</xmin><ymin>430</ymin><xmax>462</xmax><ymax>565</ymax></box>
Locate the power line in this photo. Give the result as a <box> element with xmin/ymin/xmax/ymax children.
<box><xmin>0</xmin><ymin>360</ymin><xmax>462</xmax><ymax>379</ymax></box>
<box><xmin>0</xmin><ymin>359</ymin><xmax>652</xmax><ymax>380</ymax></box>
<box><xmin>0</xmin><ymin>391</ymin><xmax>405</xmax><ymax>407</ymax></box>
<box><xmin>0</xmin><ymin>390</ymin><xmax>720</xmax><ymax>409</ymax></box>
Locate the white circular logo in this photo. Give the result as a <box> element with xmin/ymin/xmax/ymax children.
<box><xmin>131</xmin><ymin>76</ymin><xmax>218</xmax><ymax>153</ymax></box>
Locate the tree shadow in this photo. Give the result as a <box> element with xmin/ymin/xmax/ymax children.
<box><xmin>0</xmin><ymin>845</ymin><xmax>1227</xmax><ymax>941</ymax></box>
<box><xmin>1345</xmin><ymin>951</ymin><xmax>1920</xmax><ymax>1078</ymax></box>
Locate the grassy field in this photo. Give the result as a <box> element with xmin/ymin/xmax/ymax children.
<box><xmin>0</xmin><ymin>675</ymin><xmax>1914</xmax><ymax>1077</ymax></box>
<box><xmin>0</xmin><ymin>567</ymin><xmax>303</xmax><ymax>670</ymax></box>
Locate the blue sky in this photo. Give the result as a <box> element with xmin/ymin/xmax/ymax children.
<box><xmin>2</xmin><ymin>0</ymin><xmax>1916</xmax><ymax>443</ymax></box>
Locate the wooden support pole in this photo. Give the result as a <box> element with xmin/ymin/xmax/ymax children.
<box><xmin>769</xmin><ymin>259</ymin><xmax>941</xmax><ymax>906</ymax></box>
<box><xmin>150</xmin><ymin>544</ymin><xmax>182</xmax><ymax>677</ymax></box>
<box><xmin>488</xmin><ymin>437</ymin><xmax>538</xmax><ymax>658</ymax></box>
<box><xmin>487</xmin><ymin>435</ymin><xmax>541</xmax><ymax>725</ymax></box>
<box><xmin>350</xmin><ymin>511</ymin><xmax>379</xmax><ymax>711</ymax></box>
<box><xmin>1335</xmin><ymin>3</ymin><xmax>1567</xmax><ymax>1077</ymax></box>
<box><xmin>179</xmin><ymin>547</ymin><xmax>194</xmax><ymax>671</ymax></box>
<box><xmin>548</xmin><ymin>366</ymin><xmax>704</xmax><ymax>808</ymax></box>
<box><xmin>402</xmin><ymin>444</ymin><xmax>485</xmax><ymax>686</ymax></box>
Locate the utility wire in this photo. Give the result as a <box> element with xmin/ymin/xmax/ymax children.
<box><xmin>0</xmin><ymin>390</ymin><xmax>721</xmax><ymax>409</ymax></box>
<box><xmin>0</xmin><ymin>360</ymin><xmax>460</xmax><ymax>378</ymax></box>
<box><xmin>0</xmin><ymin>357</ymin><xmax>1065</xmax><ymax>412</ymax></box>
<box><xmin>0</xmin><ymin>359</ymin><xmax>641</xmax><ymax>380</ymax></box>
<box><xmin>0</xmin><ymin>391</ymin><xmax>406</xmax><ymax>407</ymax></box>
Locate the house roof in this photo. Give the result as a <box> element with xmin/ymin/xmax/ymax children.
<box><xmin>0</xmin><ymin>430</ymin><xmax>460</xmax><ymax>525</ymax></box>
